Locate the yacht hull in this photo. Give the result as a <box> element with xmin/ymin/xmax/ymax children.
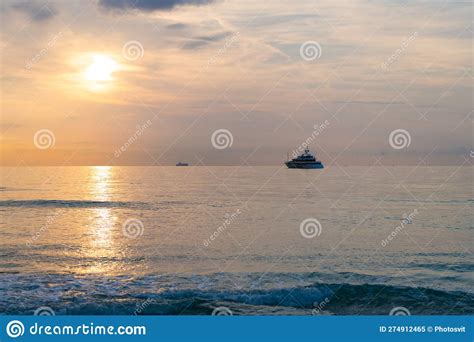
<box><xmin>285</xmin><ymin>161</ymin><xmax>324</xmax><ymax>169</ymax></box>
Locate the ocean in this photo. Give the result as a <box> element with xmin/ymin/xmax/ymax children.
<box><xmin>0</xmin><ymin>166</ymin><xmax>472</xmax><ymax>315</ymax></box>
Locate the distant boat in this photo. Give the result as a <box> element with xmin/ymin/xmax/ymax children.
<box><xmin>176</xmin><ymin>162</ymin><xmax>189</xmax><ymax>166</ymax></box>
<box><xmin>285</xmin><ymin>149</ymin><xmax>324</xmax><ymax>169</ymax></box>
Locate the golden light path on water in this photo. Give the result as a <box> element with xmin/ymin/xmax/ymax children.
<box><xmin>84</xmin><ymin>166</ymin><xmax>119</xmax><ymax>274</ymax></box>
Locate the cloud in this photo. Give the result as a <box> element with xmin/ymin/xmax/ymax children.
<box><xmin>245</xmin><ymin>13</ymin><xmax>319</xmax><ymax>28</ymax></box>
<box><xmin>99</xmin><ymin>0</ymin><xmax>216</xmax><ymax>12</ymax></box>
<box><xmin>1</xmin><ymin>0</ymin><xmax>471</xmax><ymax>166</ymax></box>
<box><xmin>11</xmin><ymin>2</ymin><xmax>56</xmax><ymax>21</ymax></box>
<box><xmin>182</xmin><ymin>31</ymin><xmax>231</xmax><ymax>49</ymax></box>
<box><xmin>166</xmin><ymin>23</ymin><xmax>189</xmax><ymax>30</ymax></box>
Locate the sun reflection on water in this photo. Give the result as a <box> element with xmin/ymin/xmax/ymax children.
<box><xmin>92</xmin><ymin>166</ymin><xmax>112</xmax><ymax>201</ymax></box>
<box><xmin>84</xmin><ymin>166</ymin><xmax>120</xmax><ymax>274</ymax></box>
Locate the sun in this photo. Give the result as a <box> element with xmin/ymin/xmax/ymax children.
<box><xmin>83</xmin><ymin>54</ymin><xmax>119</xmax><ymax>90</ymax></box>
<box><xmin>85</xmin><ymin>54</ymin><xmax>118</xmax><ymax>82</ymax></box>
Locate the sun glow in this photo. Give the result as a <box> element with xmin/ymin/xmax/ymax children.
<box><xmin>83</xmin><ymin>54</ymin><xmax>119</xmax><ymax>91</ymax></box>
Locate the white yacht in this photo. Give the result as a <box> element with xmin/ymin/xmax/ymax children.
<box><xmin>285</xmin><ymin>149</ymin><xmax>324</xmax><ymax>169</ymax></box>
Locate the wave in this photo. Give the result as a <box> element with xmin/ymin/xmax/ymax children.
<box><xmin>145</xmin><ymin>283</ymin><xmax>474</xmax><ymax>315</ymax></box>
<box><xmin>383</xmin><ymin>198</ymin><xmax>473</xmax><ymax>204</ymax></box>
<box><xmin>409</xmin><ymin>262</ymin><xmax>474</xmax><ymax>273</ymax></box>
<box><xmin>0</xmin><ymin>187</ymin><xmax>37</xmax><ymax>192</ymax></box>
<box><xmin>0</xmin><ymin>273</ymin><xmax>472</xmax><ymax>315</ymax></box>
<box><xmin>0</xmin><ymin>199</ymin><xmax>149</xmax><ymax>209</ymax></box>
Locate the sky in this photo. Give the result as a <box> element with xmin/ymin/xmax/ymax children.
<box><xmin>0</xmin><ymin>0</ymin><xmax>472</xmax><ymax>166</ymax></box>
